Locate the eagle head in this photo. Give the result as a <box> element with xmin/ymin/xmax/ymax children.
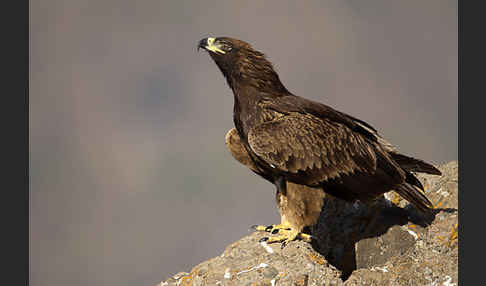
<box><xmin>197</xmin><ymin>37</ymin><xmax>251</xmax><ymax>78</ymax></box>
<box><xmin>197</xmin><ymin>37</ymin><xmax>247</xmax><ymax>55</ymax></box>
<box><xmin>197</xmin><ymin>36</ymin><xmax>287</xmax><ymax>93</ymax></box>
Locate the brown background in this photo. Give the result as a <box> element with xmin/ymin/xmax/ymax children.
<box><xmin>30</xmin><ymin>1</ymin><xmax>457</xmax><ymax>285</ymax></box>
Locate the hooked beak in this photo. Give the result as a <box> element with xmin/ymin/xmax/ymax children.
<box><xmin>197</xmin><ymin>38</ymin><xmax>208</xmax><ymax>52</ymax></box>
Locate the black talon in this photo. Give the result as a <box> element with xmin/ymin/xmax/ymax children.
<box><xmin>281</xmin><ymin>241</ymin><xmax>287</xmax><ymax>249</ymax></box>
<box><xmin>259</xmin><ymin>237</ymin><xmax>269</xmax><ymax>243</ymax></box>
<box><xmin>271</xmin><ymin>229</ymin><xmax>279</xmax><ymax>234</ymax></box>
<box><xmin>265</xmin><ymin>225</ymin><xmax>273</xmax><ymax>232</ymax></box>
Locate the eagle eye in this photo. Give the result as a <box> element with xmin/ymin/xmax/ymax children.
<box><xmin>220</xmin><ymin>42</ymin><xmax>233</xmax><ymax>53</ymax></box>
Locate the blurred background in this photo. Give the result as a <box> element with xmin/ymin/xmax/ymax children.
<box><xmin>30</xmin><ymin>1</ymin><xmax>457</xmax><ymax>285</ymax></box>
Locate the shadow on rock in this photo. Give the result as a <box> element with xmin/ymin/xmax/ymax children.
<box><xmin>310</xmin><ymin>195</ymin><xmax>457</xmax><ymax>280</ymax></box>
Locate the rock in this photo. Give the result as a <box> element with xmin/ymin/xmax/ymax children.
<box><xmin>355</xmin><ymin>224</ymin><xmax>416</xmax><ymax>270</ymax></box>
<box><xmin>262</xmin><ymin>266</ymin><xmax>279</xmax><ymax>279</ymax></box>
<box><xmin>158</xmin><ymin>161</ymin><xmax>458</xmax><ymax>285</ymax></box>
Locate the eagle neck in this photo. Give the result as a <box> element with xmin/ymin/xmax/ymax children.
<box><xmin>232</xmin><ymin>83</ymin><xmax>275</xmax><ymax>139</ymax></box>
<box><xmin>229</xmin><ymin>69</ymin><xmax>290</xmax><ymax>96</ymax></box>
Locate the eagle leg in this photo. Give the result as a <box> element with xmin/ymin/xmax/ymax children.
<box><xmin>275</xmin><ymin>176</ymin><xmax>287</xmax><ymax>196</ymax></box>
<box><xmin>251</xmin><ymin>176</ymin><xmax>314</xmax><ymax>247</ymax></box>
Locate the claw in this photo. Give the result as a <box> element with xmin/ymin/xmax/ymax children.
<box><xmin>259</xmin><ymin>237</ymin><xmax>269</xmax><ymax>243</ymax></box>
<box><xmin>251</xmin><ymin>224</ymin><xmax>274</xmax><ymax>232</ymax></box>
<box><xmin>298</xmin><ymin>233</ymin><xmax>313</xmax><ymax>243</ymax></box>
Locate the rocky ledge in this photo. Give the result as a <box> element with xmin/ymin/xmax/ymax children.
<box><xmin>159</xmin><ymin>161</ymin><xmax>458</xmax><ymax>286</ymax></box>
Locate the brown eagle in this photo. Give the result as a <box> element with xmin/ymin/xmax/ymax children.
<box><xmin>198</xmin><ymin>36</ymin><xmax>441</xmax><ymax>245</ymax></box>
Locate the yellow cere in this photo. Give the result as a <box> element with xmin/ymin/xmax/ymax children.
<box><xmin>205</xmin><ymin>37</ymin><xmax>226</xmax><ymax>54</ymax></box>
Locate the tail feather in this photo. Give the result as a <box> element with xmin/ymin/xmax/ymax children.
<box><xmin>395</xmin><ymin>183</ymin><xmax>434</xmax><ymax>213</ymax></box>
<box><xmin>391</xmin><ymin>153</ymin><xmax>441</xmax><ymax>175</ymax></box>
<box><xmin>405</xmin><ymin>171</ymin><xmax>425</xmax><ymax>191</ymax></box>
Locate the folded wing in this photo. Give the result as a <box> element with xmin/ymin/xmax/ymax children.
<box><xmin>247</xmin><ymin>113</ymin><xmax>387</xmax><ymax>186</ymax></box>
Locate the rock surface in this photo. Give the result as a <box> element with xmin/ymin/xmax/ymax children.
<box><xmin>158</xmin><ymin>161</ymin><xmax>458</xmax><ymax>286</ymax></box>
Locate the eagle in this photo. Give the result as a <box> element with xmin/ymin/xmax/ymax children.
<box><xmin>198</xmin><ymin>36</ymin><xmax>441</xmax><ymax>245</ymax></box>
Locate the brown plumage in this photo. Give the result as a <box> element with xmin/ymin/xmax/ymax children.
<box><xmin>226</xmin><ymin>128</ymin><xmax>325</xmax><ymax>236</ymax></box>
<box><xmin>198</xmin><ymin>36</ymin><xmax>441</xmax><ymax>243</ymax></box>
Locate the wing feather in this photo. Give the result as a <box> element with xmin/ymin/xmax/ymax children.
<box><xmin>247</xmin><ymin>113</ymin><xmax>378</xmax><ymax>185</ymax></box>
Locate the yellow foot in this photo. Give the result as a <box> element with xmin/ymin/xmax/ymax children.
<box><xmin>251</xmin><ymin>223</ymin><xmax>312</xmax><ymax>247</ymax></box>
<box><xmin>252</xmin><ymin>223</ymin><xmax>290</xmax><ymax>233</ymax></box>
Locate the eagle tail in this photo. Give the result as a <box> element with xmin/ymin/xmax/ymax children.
<box><xmin>391</xmin><ymin>153</ymin><xmax>441</xmax><ymax>175</ymax></box>
<box><xmin>404</xmin><ymin>170</ymin><xmax>425</xmax><ymax>191</ymax></box>
<box><xmin>394</xmin><ymin>182</ymin><xmax>434</xmax><ymax>213</ymax></box>
<box><xmin>391</xmin><ymin>153</ymin><xmax>438</xmax><ymax>213</ymax></box>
